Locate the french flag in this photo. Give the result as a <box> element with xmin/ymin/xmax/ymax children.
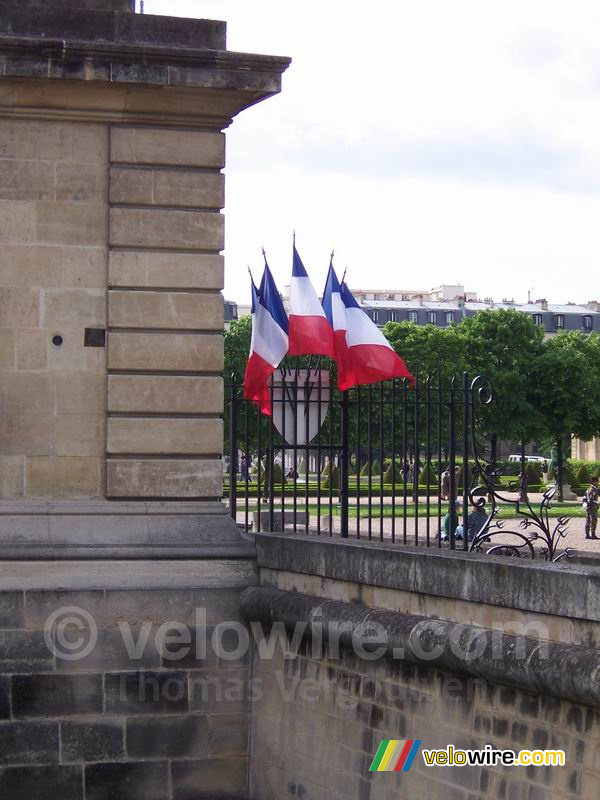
<box><xmin>288</xmin><ymin>245</ymin><xmax>335</xmax><ymax>359</ymax></box>
<box><xmin>243</xmin><ymin>265</ymin><xmax>289</xmax><ymax>416</ymax></box>
<box><xmin>322</xmin><ymin>261</ymin><xmax>355</xmax><ymax>391</ymax></box>
<box><xmin>341</xmin><ymin>281</ymin><xmax>414</xmax><ymax>386</ymax></box>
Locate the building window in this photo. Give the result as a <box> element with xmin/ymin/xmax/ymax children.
<box><xmin>583</xmin><ymin>315</ymin><xmax>593</xmax><ymax>331</ymax></box>
<box><xmin>445</xmin><ymin>311</ymin><xmax>454</xmax><ymax>325</ymax></box>
<box><xmin>371</xmin><ymin>311</ymin><xmax>379</xmax><ymax>323</ymax></box>
<box><xmin>427</xmin><ymin>311</ymin><xmax>437</xmax><ymax>324</ymax></box>
<box><xmin>389</xmin><ymin>311</ymin><xmax>397</xmax><ymax>322</ymax></box>
<box><xmin>533</xmin><ymin>314</ymin><xmax>543</xmax><ymax>326</ymax></box>
<box><xmin>554</xmin><ymin>314</ymin><xmax>564</xmax><ymax>329</ymax></box>
<box><xmin>408</xmin><ymin>310</ymin><xmax>418</xmax><ymax>323</ymax></box>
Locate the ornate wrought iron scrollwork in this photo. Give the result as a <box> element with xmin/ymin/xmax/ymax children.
<box><xmin>466</xmin><ymin>376</ymin><xmax>575</xmax><ymax>562</ymax></box>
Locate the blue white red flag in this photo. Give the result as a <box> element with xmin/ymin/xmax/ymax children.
<box><xmin>243</xmin><ymin>264</ymin><xmax>289</xmax><ymax>415</ymax></box>
<box><xmin>288</xmin><ymin>245</ymin><xmax>335</xmax><ymax>358</ymax></box>
<box><xmin>322</xmin><ymin>260</ymin><xmax>355</xmax><ymax>390</ymax></box>
<box><xmin>340</xmin><ymin>281</ymin><xmax>414</xmax><ymax>387</ymax></box>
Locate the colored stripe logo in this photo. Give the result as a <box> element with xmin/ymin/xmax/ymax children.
<box><xmin>369</xmin><ymin>739</ymin><xmax>422</xmax><ymax>772</ymax></box>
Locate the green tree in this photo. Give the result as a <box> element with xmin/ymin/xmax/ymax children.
<box><xmin>384</xmin><ymin>320</ymin><xmax>466</xmax><ymax>384</ymax></box>
<box><xmin>383</xmin><ymin>320</ymin><xmax>466</xmax><ymax>449</ymax></box>
<box><xmin>224</xmin><ymin>315</ymin><xmax>252</xmax><ymax>385</ymax></box>
<box><xmin>459</xmin><ymin>309</ymin><xmax>545</xmax><ymax>447</ymax></box>
<box><xmin>530</xmin><ymin>331</ymin><xmax>600</xmax><ymax>499</ymax></box>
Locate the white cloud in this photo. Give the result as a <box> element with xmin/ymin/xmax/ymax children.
<box><xmin>143</xmin><ymin>0</ymin><xmax>600</xmax><ymax>305</ymax></box>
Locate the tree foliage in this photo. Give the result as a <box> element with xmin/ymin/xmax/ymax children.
<box><xmin>224</xmin><ymin>316</ymin><xmax>252</xmax><ymax>385</ymax></box>
<box><xmin>384</xmin><ymin>320</ymin><xmax>466</xmax><ymax>385</ymax></box>
<box><xmin>530</xmin><ymin>331</ymin><xmax>600</xmax><ymax>443</ymax></box>
<box><xmin>224</xmin><ymin>310</ymin><xmax>600</xmax><ymax>475</ymax></box>
<box><xmin>459</xmin><ymin>309</ymin><xmax>545</xmax><ymax>442</ymax></box>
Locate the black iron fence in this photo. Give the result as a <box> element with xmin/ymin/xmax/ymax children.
<box><xmin>225</xmin><ymin>365</ymin><xmax>572</xmax><ymax>561</ymax></box>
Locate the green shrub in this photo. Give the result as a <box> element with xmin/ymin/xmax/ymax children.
<box><xmin>565</xmin><ymin>462</ymin><xmax>576</xmax><ymax>484</ymax></box>
<box><xmin>261</xmin><ymin>460</ymin><xmax>284</xmax><ymax>491</ymax></box>
<box><xmin>322</xmin><ymin>464</ymin><xmax>340</xmax><ymax>491</ymax></box>
<box><xmin>419</xmin><ymin>462</ymin><xmax>437</xmax><ymax>485</ymax></box>
<box><xmin>360</xmin><ymin>461</ymin><xmax>370</xmax><ymax>476</ymax></box>
<box><xmin>576</xmin><ymin>463</ymin><xmax>591</xmax><ymax>486</ymax></box>
<box><xmin>383</xmin><ymin>460</ymin><xmax>401</xmax><ymax>484</ymax></box>
<box><xmin>322</xmin><ymin>461</ymin><xmax>332</xmax><ymax>477</ymax></box>
<box><xmin>547</xmin><ymin>461</ymin><xmax>576</xmax><ymax>484</ymax></box>
<box><xmin>500</xmin><ymin>460</ymin><xmax>521</xmax><ymax>476</ymax></box>
<box><xmin>525</xmin><ymin>461</ymin><xmax>542</xmax><ymax>483</ymax></box>
<box><xmin>297</xmin><ymin>458</ymin><xmax>306</xmax><ymax>475</ymax></box>
<box><xmin>371</xmin><ymin>460</ymin><xmax>381</xmax><ymax>476</ymax></box>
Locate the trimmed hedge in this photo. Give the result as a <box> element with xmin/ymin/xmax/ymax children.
<box><xmin>419</xmin><ymin>462</ymin><xmax>438</xmax><ymax>485</ymax></box>
<box><xmin>383</xmin><ymin>460</ymin><xmax>402</xmax><ymax>484</ymax></box>
<box><xmin>322</xmin><ymin>464</ymin><xmax>340</xmax><ymax>491</ymax></box>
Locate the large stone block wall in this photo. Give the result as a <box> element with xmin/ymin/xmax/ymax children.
<box><xmin>106</xmin><ymin>126</ymin><xmax>225</xmax><ymax>499</ymax></box>
<box><xmin>0</xmin><ymin>560</ymin><xmax>254</xmax><ymax>799</ymax></box>
<box><xmin>0</xmin><ymin>119</ymin><xmax>108</xmax><ymax>499</ymax></box>
<box><xmin>0</xmin><ymin>118</ymin><xmax>227</xmax><ymax>502</ymax></box>
<box><xmin>250</xmin><ymin>636</ymin><xmax>599</xmax><ymax>800</ymax></box>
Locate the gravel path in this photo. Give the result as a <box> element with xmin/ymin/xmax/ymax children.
<box><xmin>236</xmin><ymin>491</ymin><xmax>597</xmax><ymax>556</ymax></box>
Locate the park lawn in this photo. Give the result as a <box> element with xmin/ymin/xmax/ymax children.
<box><xmin>235</xmin><ymin>501</ymin><xmax>586</xmax><ymax>519</ymax></box>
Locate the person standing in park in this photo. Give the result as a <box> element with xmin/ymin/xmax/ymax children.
<box><xmin>441</xmin><ymin>468</ymin><xmax>450</xmax><ymax>501</ymax></box>
<box><xmin>584</xmin><ymin>476</ymin><xmax>599</xmax><ymax>540</ymax></box>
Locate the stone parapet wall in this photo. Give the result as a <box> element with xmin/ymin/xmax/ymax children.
<box><xmin>246</xmin><ymin>534</ymin><xmax>600</xmax><ymax>799</ymax></box>
<box><xmin>255</xmin><ymin>534</ymin><xmax>600</xmax><ymax>645</ymax></box>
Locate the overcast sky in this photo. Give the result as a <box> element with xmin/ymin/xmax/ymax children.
<box><xmin>144</xmin><ymin>0</ymin><xmax>600</xmax><ymax>306</ymax></box>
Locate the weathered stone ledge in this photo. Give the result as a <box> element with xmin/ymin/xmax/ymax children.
<box><xmin>240</xmin><ymin>586</ymin><xmax>600</xmax><ymax>709</ymax></box>
<box><xmin>0</xmin><ymin>7</ymin><xmax>226</xmax><ymax>50</ymax></box>
<box><xmin>0</xmin><ymin>501</ymin><xmax>256</xmax><ymax>560</ymax></box>
<box><xmin>0</xmin><ymin>557</ymin><xmax>257</xmax><ymax>590</ymax></box>
<box><xmin>0</xmin><ymin>37</ymin><xmax>290</xmax><ymax>91</ymax></box>
<box><xmin>255</xmin><ymin>532</ymin><xmax>600</xmax><ymax>622</ymax></box>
